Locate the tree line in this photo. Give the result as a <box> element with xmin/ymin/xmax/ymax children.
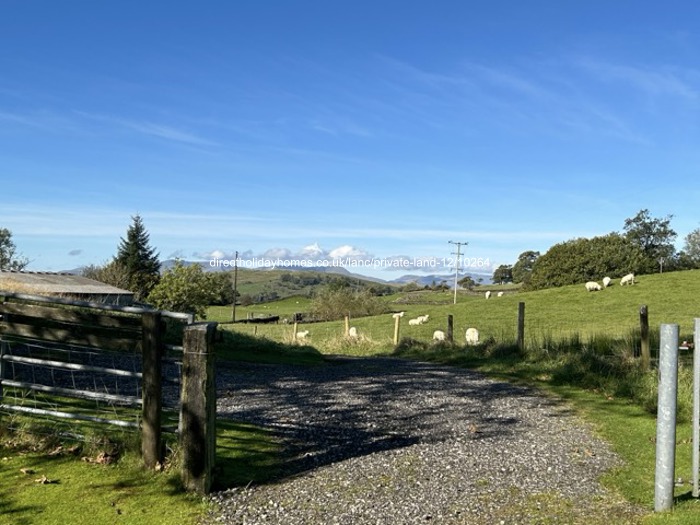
<box><xmin>492</xmin><ymin>209</ymin><xmax>700</xmax><ymax>290</ymax></box>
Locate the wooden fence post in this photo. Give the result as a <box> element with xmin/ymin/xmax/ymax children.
<box><xmin>517</xmin><ymin>302</ymin><xmax>525</xmax><ymax>352</ymax></box>
<box><xmin>640</xmin><ymin>305</ymin><xmax>650</xmax><ymax>371</ymax></box>
<box><xmin>141</xmin><ymin>311</ymin><xmax>163</xmax><ymax>470</ymax></box>
<box><xmin>447</xmin><ymin>315</ymin><xmax>454</xmax><ymax>343</ymax></box>
<box><xmin>180</xmin><ymin>322</ymin><xmax>218</xmax><ymax>494</ymax></box>
<box><xmin>344</xmin><ymin>314</ymin><xmax>350</xmax><ymax>337</ymax></box>
<box><xmin>393</xmin><ymin>315</ymin><xmax>401</xmax><ymax>345</ymax></box>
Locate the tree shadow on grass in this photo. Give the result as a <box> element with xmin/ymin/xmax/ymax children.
<box><xmin>215</xmin><ymin>329</ymin><xmax>325</xmax><ymax>366</ymax></box>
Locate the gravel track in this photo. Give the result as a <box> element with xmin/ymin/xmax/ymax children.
<box><xmin>202</xmin><ymin>357</ymin><xmax>644</xmax><ymax>525</ymax></box>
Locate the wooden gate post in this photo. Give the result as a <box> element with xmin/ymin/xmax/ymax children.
<box><xmin>447</xmin><ymin>315</ymin><xmax>454</xmax><ymax>343</ymax></box>
<box><xmin>640</xmin><ymin>305</ymin><xmax>650</xmax><ymax>371</ymax></box>
<box><xmin>180</xmin><ymin>322</ymin><xmax>218</xmax><ymax>494</ymax></box>
<box><xmin>393</xmin><ymin>315</ymin><xmax>401</xmax><ymax>345</ymax></box>
<box><xmin>141</xmin><ymin>311</ymin><xmax>163</xmax><ymax>469</ymax></box>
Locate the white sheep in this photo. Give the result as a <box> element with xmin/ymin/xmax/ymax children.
<box><xmin>465</xmin><ymin>327</ymin><xmax>479</xmax><ymax>345</ymax></box>
<box><xmin>497</xmin><ymin>291</ymin><xmax>504</xmax><ymax>297</ymax></box>
<box><xmin>295</xmin><ymin>330</ymin><xmax>310</xmax><ymax>340</ymax></box>
<box><xmin>392</xmin><ymin>311</ymin><xmax>405</xmax><ymax>319</ymax></box>
<box><xmin>602</xmin><ymin>276</ymin><xmax>612</xmax><ymax>288</ymax></box>
<box><xmin>432</xmin><ymin>330</ymin><xmax>446</xmax><ymax>341</ymax></box>
<box><xmin>485</xmin><ymin>291</ymin><xmax>491</xmax><ymax>299</ymax></box>
<box><xmin>585</xmin><ymin>281</ymin><xmax>602</xmax><ymax>292</ymax></box>
<box><xmin>348</xmin><ymin>327</ymin><xmax>358</xmax><ymax>338</ymax></box>
<box><xmin>620</xmin><ymin>273</ymin><xmax>635</xmax><ymax>286</ymax></box>
<box><xmin>408</xmin><ymin>318</ymin><xmax>421</xmax><ymax>326</ymax></box>
<box><xmin>417</xmin><ymin>314</ymin><xmax>430</xmax><ymax>323</ymax></box>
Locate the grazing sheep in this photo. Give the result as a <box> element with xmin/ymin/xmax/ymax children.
<box><xmin>602</xmin><ymin>276</ymin><xmax>612</xmax><ymax>288</ymax></box>
<box><xmin>433</xmin><ymin>330</ymin><xmax>446</xmax><ymax>341</ymax></box>
<box><xmin>485</xmin><ymin>291</ymin><xmax>491</xmax><ymax>299</ymax></box>
<box><xmin>465</xmin><ymin>328</ymin><xmax>479</xmax><ymax>345</ymax></box>
<box><xmin>392</xmin><ymin>311</ymin><xmax>405</xmax><ymax>319</ymax></box>
<box><xmin>585</xmin><ymin>281</ymin><xmax>602</xmax><ymax>292</ymax></box>
<box><xmin>295</xmin><ymin>330</ymin><xmax>310</xmax><ymax>340</ymax></box>
<box><xmin>409</xmin><ymin>315</ymin><xmax>429</xmax><ymax>326</ymax></box>
<box><xmin>497</xmin><ymin>291</ymin><xmax>504</xmax><ymax>297</ymax></box>
<box><xmin>348</xmin><ymin>327</ymin><xmax>358</xmax><ymax>338</ymax></box>
<box><xmin>620</xmin><ymin>273</ymin><xmax>635</xmax><ymax>286</ymax></box>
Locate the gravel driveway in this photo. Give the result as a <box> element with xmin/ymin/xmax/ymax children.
<box><xmin>201</xmin><ymin>357</ymin><xmax>644</xmax><ymax>525</ymax></box>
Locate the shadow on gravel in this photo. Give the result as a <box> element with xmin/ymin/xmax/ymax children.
<box><xmin>215</xmin><ymin>355</ymin><xmax>562</xmax><ymax>487</ymax></box>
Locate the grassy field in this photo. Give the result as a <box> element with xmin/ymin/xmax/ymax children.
<box><xmin>3</xmin><ymin>269</ymin><xmax>700</xmax><ymax>523</ymax></box>
<box><xmin>0</xmin><ymin>418</ymin><xmax>278</xmax><ymax>525</ymax></box>
<box><xmin>210</xmin><ymin>269</ymin><xmax>700</xmax><ymax>356</ymax></box>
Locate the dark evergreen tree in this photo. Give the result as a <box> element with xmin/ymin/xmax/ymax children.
<box><xmin>115</xmin><ymin>215</ymin><xmax>160</xmax><ymax>301</ymax></box>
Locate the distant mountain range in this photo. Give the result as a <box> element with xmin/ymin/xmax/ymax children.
<box><xmin>390</xmin><ymin>272</ymin><xmax>491</xmax><ymax>286</ymax></box>
<box><xmin>67</xmin><ymin>260</ymin><xmax>491</xmax><ymax>286</ymax></box>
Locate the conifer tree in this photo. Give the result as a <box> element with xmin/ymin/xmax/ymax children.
<box><xmin>114</xmin><ymin>215</ymin><xmax>160</xmax><ymax>301</ymax></box>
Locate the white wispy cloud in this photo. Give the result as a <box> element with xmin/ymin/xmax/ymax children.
<box><xmin>576</xmin><ymin>59</ymin><xmax>700</xmax><ymax>100</ymax></box>
<box><xmin>75</xmin><ymin>111</ymin><xmax>218</xmax><ymax>146</ymax></box>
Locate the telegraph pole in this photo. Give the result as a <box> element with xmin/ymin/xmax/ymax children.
<box><xmin>448</xmin><ymin>241</ymin><xmax>468</xmax><ymax>305</ymax></box>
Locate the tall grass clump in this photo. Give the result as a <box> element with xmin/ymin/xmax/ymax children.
<box><xmin>310</xmin><ymin>287</ymin><xmax>390</xmax><ymax>321</ymax></box>
<box><xmin>523</xmin><ymin>328</ymin><xmax>695</xmax><ymax>421</ymax></box>
<box><xmin>395</xmin><ymin>326</ymin><xmax>694</xmax><ymax>421</ymax></box>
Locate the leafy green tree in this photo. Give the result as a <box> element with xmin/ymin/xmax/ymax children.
<box><xmin>81</xmin><ymin>260</ymin><xmax>131</xmax><ymax>289</ymax></box>
<box><xmin>492</xmin><ymin>264</ymin><xmax>513</xmax><ymax>285</ymax></box>
<box><xmin>147</xmin><ymin>260</ymin><xmax>218</xmax><ymax>319</ymax></box>
<box><xmin>527</xmin><ymin>233</ymin><xmax>642</xmax><ymax>290</ymax></box>
<box><xmin>0</xmin><ymin>228</ymin><xmax>29</xmax><ymax>270</ymax></box>
<box><xmin>401</xmin><ymin>281</ymin><xmax>421</xmax><ymax>292</ymax></box>
<box><xmin>206</xmin><ymin>271</ymin><xmax>237</xmax><ymax>306</ymax></box>
<box><xmin>115</xmin><ymin>215</ymin><xmax>160</xmax><ymax>300</ymax></box>
<box><xmin>310</xmin><ymin>287</ymin><xmax>389</xmax><ymax>321</ymax></box>
<box><xmin>458</xmin><ymin>275</ymin><xmax>476</xmax><ymax>290</ymax></box>
<box><xmin>623</xmin><ymin>209</ymin><xmax>677</xmax><ymax>273</ymax></box>
<box><xmin>512</xmin><ymin>251</ymin><xmax>539</xmax><ymax>285</ymax></box>
<box><xmin>681</xmin><ymin>228</ymin><xmax>700</xmax><ymax>268</ymax></box>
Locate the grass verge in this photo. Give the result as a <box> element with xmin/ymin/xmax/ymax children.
<box><xmin>392</xmin><ymin>339</ymin><xmax>700</xmax><ymax>524</ymax></box>
<box><xmin>0</xmin><ymin>417</ymin><xmax>280</xmax><ymax>525</ymax></box>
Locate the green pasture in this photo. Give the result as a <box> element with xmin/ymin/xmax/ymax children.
<box><xmin>0</xmin><ymin>418</ymin><xmax>278</xmax><ymax>525</ymax></box>
<box><xmin>210</xmin><ymin>269</ymin><xmax>700</xmax><ymax>356</ymax></box>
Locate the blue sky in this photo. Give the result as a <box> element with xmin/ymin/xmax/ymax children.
<box><xmin>2</xmin><ymin>1</ymin><xmax>700</xmax><ymax>280</ymax></box>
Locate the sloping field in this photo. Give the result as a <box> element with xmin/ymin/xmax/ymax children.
<box><xmin>211</xmin><ymin>269</ymin><xmax>700</xmax><ymax>353</ymax></box>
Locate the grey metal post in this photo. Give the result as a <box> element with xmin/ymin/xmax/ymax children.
<box><xmin>693</xmin><ymin>318</ymin><xmax>700</xmax><ymax>498</ymax></box>
<box><xmin>655</xmin><ymin>323</ymin><xmax>679</xmax><ymax>512</ymax></box>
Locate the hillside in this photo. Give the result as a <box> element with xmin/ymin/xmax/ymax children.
<box><xmin>226</xmin><ymin>267</ymin><xmax>398</xmax><ymax>302</ymax></box>
<box><xmin>212</xmin><ymin>269</ymin><xmax>700</xmax><ymax>351</ymax></box>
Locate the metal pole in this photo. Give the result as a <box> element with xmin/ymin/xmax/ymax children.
<box><xmin>655</xmin><ymin>323</ymin><xmax>679</xmax><ymax>512</ymax></box>
<box><xmin>448</xmin><ymin>241</ymin><xmax>467</xmax><ymax>305</ymax></box>
<box><xmin>693</xmin><ymin>318</ymin><xmax>700</xmax><ymax>498</ymax></box>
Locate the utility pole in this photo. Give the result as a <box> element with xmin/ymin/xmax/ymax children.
<box><xmin>448</xmin><ymin>241</ymin><xmax>468</xmax><ymax>305</ymax></box>
<box><xmin>231</xmin><ymin>250</ymin><xmax>239</xmax><ymax>323</ymax></box>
